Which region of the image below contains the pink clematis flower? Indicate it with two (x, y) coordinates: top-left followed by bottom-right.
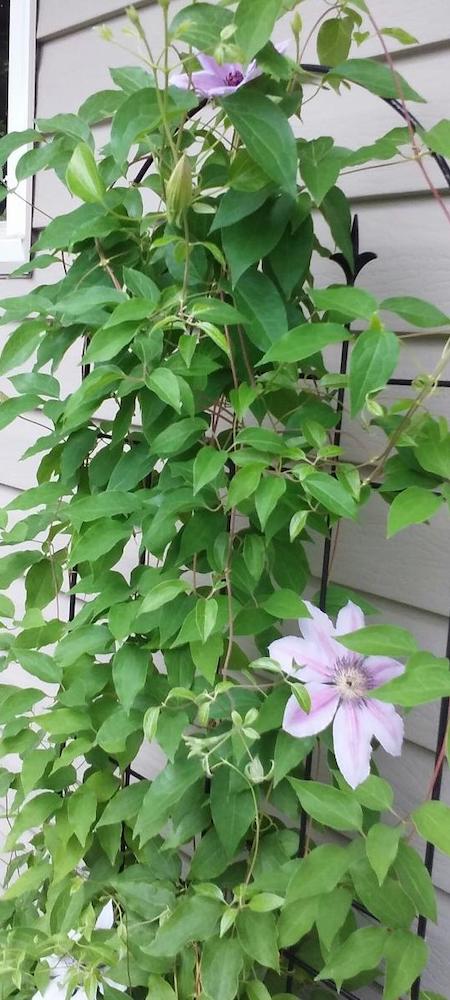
(170, 45), (288, 99)
(268, 600), (405, 789)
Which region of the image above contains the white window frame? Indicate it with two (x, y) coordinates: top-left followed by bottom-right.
(0, 0), (37, 275)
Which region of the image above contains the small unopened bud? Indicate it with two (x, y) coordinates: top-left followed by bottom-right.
(166, 154), (192, 225)
(245, 756), (267, 785)
(126, 5), (140, 24)
(292, 12), (302, 40)
(196, 701), (210, 728)
(365, 397), (384, 417)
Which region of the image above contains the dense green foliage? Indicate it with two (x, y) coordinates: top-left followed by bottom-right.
(1, 2), (450, 999)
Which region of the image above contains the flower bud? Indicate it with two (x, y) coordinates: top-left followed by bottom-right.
(245, 755), (266, 784)
(292, 12), (302, 40)
(166, 154), (193, 225)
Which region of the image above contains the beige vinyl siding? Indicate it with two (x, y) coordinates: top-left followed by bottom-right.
(0, 1), (449, 990)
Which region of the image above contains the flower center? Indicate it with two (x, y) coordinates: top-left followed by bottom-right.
(333, 656), (372, 701)
(225, 70), (244, 87)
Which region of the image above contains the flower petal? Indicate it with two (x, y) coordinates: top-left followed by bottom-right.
(268, 636), (333, 680)
(196, 53), (223, 76)
(301, 601), (336, 639)
(188, 71), (230, 97)
(365, 656), (405, 688)
(169, 72), (190, 90)
(95, 899), (114, 930)
(242, 60), (262, 84)
(336, 600), (365, 635)
(365, 699), (404, 756)
(332, 702), (373, 789)
(283, 683), (339, 739)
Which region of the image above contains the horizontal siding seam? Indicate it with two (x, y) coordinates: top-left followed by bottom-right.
(36, 0), (156, 43)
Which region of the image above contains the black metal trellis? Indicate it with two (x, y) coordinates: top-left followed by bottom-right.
(66, 66), (450, 999)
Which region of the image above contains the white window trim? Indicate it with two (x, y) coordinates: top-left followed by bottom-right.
(0, 0), (37, 275)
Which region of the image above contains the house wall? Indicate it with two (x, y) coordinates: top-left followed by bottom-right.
(1, 1), (450, 990)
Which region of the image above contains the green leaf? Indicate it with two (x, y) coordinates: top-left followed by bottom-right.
(317, 926), (388, 989)
(311, 286), (377, 321)
(261, 321), (350, 363)
(68, 519), (131, 566)
(317, 16), (353, 66)
(298, 137), (347, 205)
(351, 857), (416, 928)
(384, 930), (428, 1000)
(316, 887), (353, 951)
(66, 143), (106, 203)
(349, 327), (399, 417)
(412, 801), (450, 856)
(190, 298), (246, 325)
(255, 477), (286, 530)
(14, 649), (62, 684)
(248, 893), (284, 913)
(381, 295), (449, 328)
(245, 983), (272, 1000)
(25, 557), (62, 610)
(0, 128), (42, 167)
(36, 112), (91, 142)
(148, 895), (222, 956)
(153, 417), (208, 457)
(287, 844), (351, 900)
(237, 909), (279, 971)
(0, 551), (41, 588)
(67, 786), (97, 845)
(235, 269), (288, 351)
(289, 778), (363, 831)
(140, 579), (190, 614)
(394, 841), (437, 922)
(201, 937), (243, 1000)
(222, 89), (297, 197)
(112, 642), (148, 713)
(111, 87), (162, 163)
(196, 598), (218, 642)
(0, 319), (46, 375)
(222, 196), (290, 286)
(96, 780), (150, 827)
(421, 119), (450, 157)
(387, 486), (443, 537)
(273, 730), (314, 786)
(211, 188), (271, 231)
(134, 757), (202, 844)
(211, 767), (255, 857)
(1, 861), (51, 901)
(331, 58), (424, 102)
(339, 624), (417, 657)
(262, 590), (308, 619)
(303, 472), (358, 519)
(68, 491), (141, 526)
(235, 0), (283, 60)
(170, 3), (232, 52)
(366, 823), (401, 885)
(278, 896), (318, 948)
(227, 464), (263, 510)
(352, 774), (393, 811)
(382, 26), (419, 45)
(147, 368), (182, 413)
(146, 976), (176, 1000)
(193, 447), (227, 494)
(6, 792), (62, 849)
(416, 423), (450, 480)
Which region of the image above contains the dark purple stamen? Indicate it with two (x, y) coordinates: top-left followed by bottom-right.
(225, 70), (244, 87)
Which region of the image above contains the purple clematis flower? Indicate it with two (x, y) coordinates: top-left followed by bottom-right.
(269, 600), (405, 789)
(170, 45), (288, 99)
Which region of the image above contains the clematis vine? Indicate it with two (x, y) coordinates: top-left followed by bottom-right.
(269, 601), (405, 789)
(170, 45), (287, 99)
(32, 903), (124, 1000)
